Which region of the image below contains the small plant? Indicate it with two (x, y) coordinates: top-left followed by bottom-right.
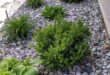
(42, 6), (66, 20)
(26, 0), (43, 9)
(5, 15), (32, 42)
(0, 58), (41, 75)
(34, 17), (91, 71)
(61, 0), (83, 3)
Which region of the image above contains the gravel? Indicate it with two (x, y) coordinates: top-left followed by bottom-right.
(0, 0), (110, 75)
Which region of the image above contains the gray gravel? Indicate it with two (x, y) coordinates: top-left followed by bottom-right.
(0, 0), (110, 75)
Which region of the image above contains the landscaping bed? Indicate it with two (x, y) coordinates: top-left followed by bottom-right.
(0, 0), (110, 75)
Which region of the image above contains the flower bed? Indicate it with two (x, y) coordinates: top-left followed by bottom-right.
(0, 0), (110, 75)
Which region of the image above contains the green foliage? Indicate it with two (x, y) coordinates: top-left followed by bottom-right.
(5, 15), (32, 42)
(61, 0), (83, 3)
(26, 0), (43, 9)
(0, 58), (19, 75)
(42, 6), (66, 20)
(0, 58), (41, 75)
(34, 17), (91, 71)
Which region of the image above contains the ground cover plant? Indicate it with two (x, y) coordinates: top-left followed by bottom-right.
(34, 17), (91, 71)
(26, 0), (44, 9)
(5, 15), (32, 42)
(0, 58), (41, 75)
(42, 6), (66, 20)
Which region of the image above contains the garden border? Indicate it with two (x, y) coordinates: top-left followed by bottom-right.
(98, 0), (110, 37)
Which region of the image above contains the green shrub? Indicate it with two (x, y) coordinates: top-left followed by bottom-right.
(34, 17), (91, 71)
(0, 58), (41, 75)
(26, 0), (43, 9)
(61, 0), (83, 3)
(42, 6), (66, 20)
(5, 15), (32, 42)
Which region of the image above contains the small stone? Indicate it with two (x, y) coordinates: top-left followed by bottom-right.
(38, 65), (45, 71)
(76, 71), (81, 75)
(82, 72), (88, 75)
(102, 65), (107, 69)
(94, 42), (98, 46)
(96, 70), (102, 75)
(103, 69), (108, 73)
(49, 72), (54, 75)
(106, 52), (110, 60)
(57, 71), (62, 75)
(106, 40), (110, 44)
(103, 44), (110, 49)
(96, 47), (101, 52)
(90, 72), (95, 75)
(103, 61), (107, 67)
(103, 29), (106, 33)
(93, 52), (101, 59)
(0, 37), (3, 42)
(82, 65), (93, 74)
(70, 72), (75, 75)
(92, 47), (97, 52)
(43, 71), (48, 75)
(102, 70), (108, 75)
(107, 64), (110, 69)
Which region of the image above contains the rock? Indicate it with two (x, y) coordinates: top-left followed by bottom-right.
(106, 40), (110, 44)
(103, 29), (106, 33)
(94, 42), (98, 46)
(103, 69), (108, 73)
(106, 52), (110, 56)
(0, 37), (3, 42)
(76, 71), (81, 75)
(96, 70), (103, 75)
(102, 65), (107, 69)
(96, 47), (102, 52)
(92, 47), (97, 52)
(70, 72), (75, 75)
(103, 44), (110, 49)
(90, 72), (96, 75)
(102, 71), (108, 75)
(93, 52), (101, 59)
(81, 65), (93, 74)
(38, 65), (45, 71)
(43, 71), (48, 75)
(82, 72), (88, 75)
(49, 72), (54, 75)
(57, 71), (62, 75)
(107, 64), (110, 69)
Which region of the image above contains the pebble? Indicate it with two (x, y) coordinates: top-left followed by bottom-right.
(49, 72), (54, 75)
(90, 72), (95, 75)
(103, 44), (110, 49)
(94, 42), (99, 46)
(76, 72), (81, 75)
(107, 64), (110, 69)
(96, 70), (102, 75)
(82, 72), (88, 75)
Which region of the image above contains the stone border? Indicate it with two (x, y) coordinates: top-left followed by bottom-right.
(98, 0), (110, 37)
